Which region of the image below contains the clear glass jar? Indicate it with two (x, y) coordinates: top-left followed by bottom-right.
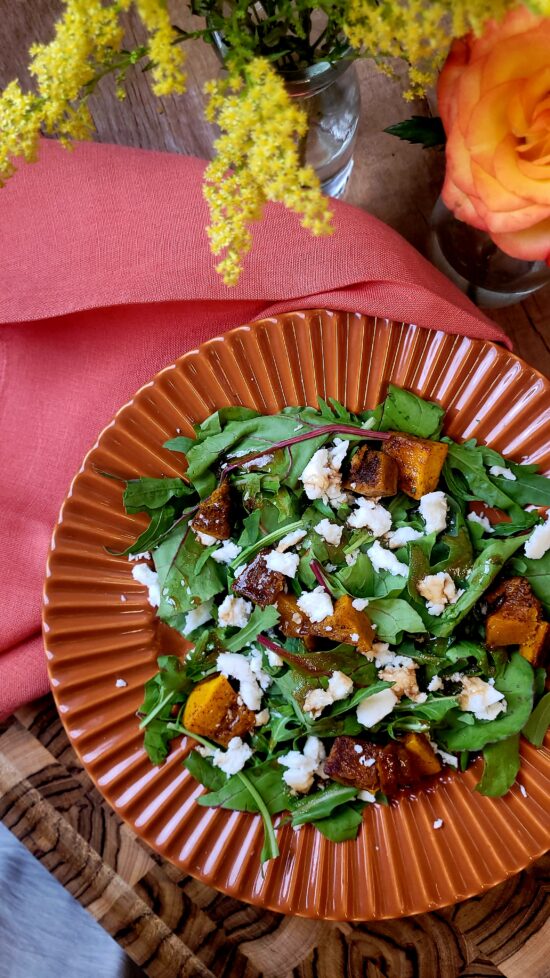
(428, 195), (550, 308)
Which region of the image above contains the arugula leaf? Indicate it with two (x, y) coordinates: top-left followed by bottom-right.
(394, 696), (459, 723)
(475, 734), (520, 797)
(111, 504), (178, 557)
(366, 598), (427, 643)
(438, 653), (534, 751)
(313, 803), (365, 842)
(143, 719), (175, 765)
(160, 530), (224, 618)
(444, 641), (489, 675)
(197, 759), (291, 815)
(380, 384), (445, 438)
(443, 440), (515, 509)
(224, 605), (280, 652)
(183, 749), (226, 791)
(237, 509), (261, 547)
(123, 477), (192, 513)
(510, 550), (550, 611)
(522, 691), (550, 747)
(289, 783), (358, 826)
(477, 448), (550, 507)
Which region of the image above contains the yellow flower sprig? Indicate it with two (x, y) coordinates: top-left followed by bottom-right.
(203, 58), (332, 285)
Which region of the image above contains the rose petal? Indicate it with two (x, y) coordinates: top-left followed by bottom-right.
(482, 27), (550, 89)
(492, 217), (550, 262)
(471, 160), (534, 215)
(466, 81), (518, 171)
(494, 134), (550, 205)
(437, 37), (471, 132)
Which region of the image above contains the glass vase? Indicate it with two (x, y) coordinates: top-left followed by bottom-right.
(428, 195), (550, 308)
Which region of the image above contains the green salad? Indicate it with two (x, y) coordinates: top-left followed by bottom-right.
(112, 385), (550, 863)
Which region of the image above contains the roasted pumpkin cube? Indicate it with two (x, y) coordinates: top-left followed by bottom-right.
(232, 549), (286, 607)
(402, 733), (442, 776)
(277, 593), (374, 653)
(519, 621), (550, 668)
(382, 431), (448, 499)
(324, 737), (380, 791)
(486, 576), (543, 648)
(191, 483), (232, 540)
(182, 674), (255, 747)
(486, 611), (532, 648)
(343, 446), (398, 498)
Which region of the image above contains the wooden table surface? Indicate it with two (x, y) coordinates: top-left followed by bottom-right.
(2, 4), (550, 978)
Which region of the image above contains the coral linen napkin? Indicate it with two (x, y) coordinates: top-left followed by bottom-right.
(0, 139), (509, 719)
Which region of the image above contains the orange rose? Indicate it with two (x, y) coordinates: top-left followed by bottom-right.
(438, 6), (550, 263)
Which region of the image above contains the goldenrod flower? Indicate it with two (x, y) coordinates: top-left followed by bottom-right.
(204, 58), (332, 285)
(135, 0), (186, 95)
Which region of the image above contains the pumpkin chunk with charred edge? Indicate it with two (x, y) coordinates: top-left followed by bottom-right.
(232, 549), (286, 608)
(401, 733), (442, 776)
(183, 673), (256, 747)
(486, 576), (550, 667)
(324, 735), (439, 795)
(277, 593), (374, 653)
(383, 431), (448, 500)
(191, 483), (232, 540)
(343, 446), (398, 498)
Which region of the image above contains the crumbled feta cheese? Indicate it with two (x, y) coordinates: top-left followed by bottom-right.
(358, 789), (377, 803)
(387, 526), (423, 549)
(525, 514), (550, 560)
(427, 675), (444, 692)
(433, 818), (444, 830)
(352, 597), (369, 611)
(297, 586), (334, 622)
(120, 594), (127, 602)
(182, 599), (214, 634)
(489, 464), (516, 481)
(128, 551), (151, 561)
(419, 491), (448, 535)
(353, 744), (363, 754)
(417, 572), (462, 616)
(467, 511), (493, 534)
(266, 648), (283, 668)
(325, 563), (337, 572)
(216, 651), (264, 710)
(458, 676), (507, 721)
(356, 688), (398, 727)
(378, 661), (421, 701)
(359, 755), (376, 768)
(212, 737), (253, 776)
(370, 642), (392, 666)
(345, 550), (359, 566)
(276, 528), (307, 551)
(429, 740), (458, 768)
(327, 670), (354, 701)
(519, 784), (528, 798)
(367, 540), (408, 577)
(303, 688), (334, 718)
(299, 445), (347, 507)
(255, 709), (270, 726)
(248, 648), (273, 691)
(196, 744), (214, 758)
(347, 497), (392, 536)
(195, 531), (218, 546)
(131, 563), (160, 607)
(278, 736), (326, 793)
(212, 540), (242, 564)
(315, 519), (344, 546)
(233, 563), (247, 578)
(264, 550), (300, 577)
(350, 632), (359, 642)
(217, 594), (252, 629)
(115, 678), (127, 688)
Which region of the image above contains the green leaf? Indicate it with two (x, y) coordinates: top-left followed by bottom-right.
(290, 783), (358, 826)
(313, 804), (364, 842)
(366, 598), (427, 643)
(111, 504), (178, 557)
(160, 529), (224, 617)
(224, 605), (280, 652)
(380, 384), (445, 438)
(197, 759), (290, 815)
(510, 549), (550, 611)
(123, 477), (192, 513)
(183, 749), (226, 791)
(143, 719), (174, 765)
(522, 691), (550, 747)
(394, 695), (459, 723)
(384, 115), (446, 148)
(438, 653), (534, 751)
(330, 680), (394, 716)
(443, 441), (514, 509)
(475, 734), (520, 797)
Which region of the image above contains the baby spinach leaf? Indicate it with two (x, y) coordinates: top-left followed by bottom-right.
(394, 696), (459, 723)
(224, 605), (280, 652)
(289, 783), (358, 825)
(143, 719), (175, 765)
(313, 803), (365, 842)
(522, 691), (550, 747)
(184, 749), (226, 791)
(510, 549), (550, 611)
(123, 477), (192, 514)
(335, 552), (375, 597)
(160, 530), (224, 617)
(379, 384), (445, 439)
(438, 653), (534, 751)
(444, 641), (489, 674)
(475, 734), (520, 797)
(237, 509), (262, 547)
(366, 598), (427, 643)
(197, 759), (291, 815)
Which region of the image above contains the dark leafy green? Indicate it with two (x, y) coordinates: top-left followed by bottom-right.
(380, 384), (445, 438)
(522, 692), (550, 747)
(475, 735), (520, 797)
(366, 598), (427, 643)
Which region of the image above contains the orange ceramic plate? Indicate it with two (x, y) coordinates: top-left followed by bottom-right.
(43, 310), (550, 920)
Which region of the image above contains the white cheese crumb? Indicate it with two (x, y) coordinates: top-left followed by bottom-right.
(347, 497), (392, 537)
(115, 678), (127, 688)
(525, 514), (550, 560)
(299, 445), (347, 507)
(378, 661), (421, 701)
(353, 744), (363, 754)
(233, 563), (247, 578)
(519, 784), (528, 798)
(303, 688), (334, 718)
(429, 741), (458, 768)
(367, 540), (408, 577)
(327, 670), (354, 701)
(276, 528), (307, 551)
(182, 599), (214, 634)
(254, 708), (270, 726)
(352, 597), (369, 611)
(387, 526), (423, 549)
(266, 648), (284, 668)
(315, 519), (344, 546)
(278, 736), (326, 793)
(195, 531), (218, 546)
(217, 594), (252, 629)
(458, 676), (507, 721)
(427, 675), (444, 692)
(356, 688), (398, 727)
(248, 648), (273, 691)
(127, 551), (151, 561)
(433, 818), (444, 830)
(212, 540), (242, 564)
(358, 790), (376, 803)
(419, 491), (448, 535)
(489, 464), (516, 481)
(345, 550), (359, 566)
(297, 586), (334, 622)
(120, 594), (127, 602)
(216, 651), (265, 710)
(467, 511), (493, 533)
(131, 563), (160, 607)
(417, 572), (462, 616)
(264, 550), (300, 577)
(359, 755), (376, 768)
(212, 737), (253, 776)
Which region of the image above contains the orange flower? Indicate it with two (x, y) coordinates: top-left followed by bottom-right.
(438, 6), (550, 263)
